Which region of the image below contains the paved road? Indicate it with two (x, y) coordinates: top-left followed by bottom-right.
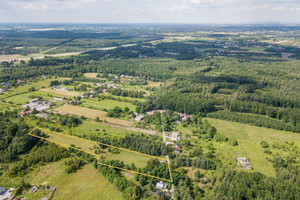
(161, 123), (175, 200)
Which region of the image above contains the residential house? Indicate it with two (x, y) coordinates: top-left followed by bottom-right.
(20, 109), (33, 117)
(156, 181), (167, 189)
(174, 147), (180, 154)
(102, 89), (107, 93)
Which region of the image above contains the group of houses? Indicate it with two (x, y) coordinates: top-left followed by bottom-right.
(53, 85), (69, 91)
(20, 98), (55, 117)
(146, 109), (192, 124)
(237, 157), (252, 170)
(96, 82), (118, 89)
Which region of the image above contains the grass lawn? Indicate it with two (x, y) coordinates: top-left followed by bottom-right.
(54, 104), (134, 126)
(205, 118), (300, 177)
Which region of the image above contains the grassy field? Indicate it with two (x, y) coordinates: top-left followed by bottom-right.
(82, 98), (137, 111)
(40, 129), (97, 155)
(52, 164), (122, 200)
(40, 88), (83, 97)
(0, 161), (122, 200)
(105, 150), (152, 168)
(72, 121), (139, 137)
(205, 118), (300, 177)
(54, 104), (134, 126)
(175, 118), (300, 177)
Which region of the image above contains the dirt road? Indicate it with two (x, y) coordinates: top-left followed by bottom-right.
(90, 120), (157, 135)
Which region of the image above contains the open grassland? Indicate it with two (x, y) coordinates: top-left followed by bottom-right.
(205, 118), (300, 177)
(82, 98), (137, 111)
(40, 88), (83, 97)
(52, 164), (122, 200)
(54, 104), (134, 126)
(40, 129), (96, 155)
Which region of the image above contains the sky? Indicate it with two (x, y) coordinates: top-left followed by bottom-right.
(0, 0), (300, 24)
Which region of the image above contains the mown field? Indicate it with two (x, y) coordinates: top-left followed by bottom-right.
(54, 104), (134, 126)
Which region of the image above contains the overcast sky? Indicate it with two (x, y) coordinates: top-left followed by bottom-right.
(0, 0), (300, 24)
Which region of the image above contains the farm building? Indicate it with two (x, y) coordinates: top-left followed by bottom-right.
(156, 181), (167, 189)
(135, 114), (145, 121)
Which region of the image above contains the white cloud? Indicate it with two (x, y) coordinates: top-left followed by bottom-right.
(23, 2), (47, 11)
(272, 6), (287, 11)
(1, 0), (300, 23)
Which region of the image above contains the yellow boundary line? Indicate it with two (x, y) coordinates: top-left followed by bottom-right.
(28, 127), (173, 182)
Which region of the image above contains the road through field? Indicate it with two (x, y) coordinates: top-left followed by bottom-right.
(0, 44), (138, 62)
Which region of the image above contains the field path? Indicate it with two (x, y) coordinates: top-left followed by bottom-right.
(90, 120), (157, 135)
